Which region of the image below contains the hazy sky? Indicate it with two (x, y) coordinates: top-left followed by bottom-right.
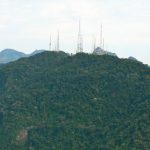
(0, 0), (150, 64)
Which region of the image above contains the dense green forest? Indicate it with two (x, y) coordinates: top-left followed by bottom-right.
(0, 51), (149, 150)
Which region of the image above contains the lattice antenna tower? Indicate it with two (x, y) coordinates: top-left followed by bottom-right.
(77, 20), (83, 53)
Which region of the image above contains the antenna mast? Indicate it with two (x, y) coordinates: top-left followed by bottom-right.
(57, 31), (59, 51)
(103, 38), (104, 50)
(100, 24), (103, 48)
(77, 20), (83, 53)
(93, 37), (96, 52)
(49, 34), (51, 51)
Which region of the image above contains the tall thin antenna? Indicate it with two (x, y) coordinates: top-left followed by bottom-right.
(57, 31), (59, 51)
(55, 43), (57, 51)
(77, 20), (83, 53)
(103, 38), (104, 50)
(100, 24), (103, 48)
(93, 37), (96, 52)
(49, 34), (51, 51)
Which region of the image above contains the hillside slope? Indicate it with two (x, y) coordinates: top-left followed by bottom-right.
(0, 51), (149, 150)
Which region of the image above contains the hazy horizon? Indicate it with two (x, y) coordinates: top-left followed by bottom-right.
(0, 0), (150, 64)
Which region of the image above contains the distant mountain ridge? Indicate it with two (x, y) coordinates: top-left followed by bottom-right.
(0, 49), (45, 64)
(0, 49), (26, 64)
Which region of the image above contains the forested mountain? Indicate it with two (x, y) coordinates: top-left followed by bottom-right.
(0, 51), (149, 150)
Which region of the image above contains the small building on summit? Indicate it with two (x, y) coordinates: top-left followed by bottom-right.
(93, 47), (107, 55)
(93, 47), (117, 57)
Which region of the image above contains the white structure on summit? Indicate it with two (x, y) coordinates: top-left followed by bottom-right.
(47, 21), (116, 56)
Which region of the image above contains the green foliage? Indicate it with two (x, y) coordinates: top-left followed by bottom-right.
(0, 51), (149, 150)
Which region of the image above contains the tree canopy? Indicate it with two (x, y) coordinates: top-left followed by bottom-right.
(0, 51), (149, 150)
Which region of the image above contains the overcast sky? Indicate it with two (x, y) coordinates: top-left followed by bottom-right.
(0, 0), (150, 64)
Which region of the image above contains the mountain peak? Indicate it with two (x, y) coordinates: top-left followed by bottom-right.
(0, 49), (26, 64)
(0, 49), (47, 64)
(1, 48), (24, 54)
